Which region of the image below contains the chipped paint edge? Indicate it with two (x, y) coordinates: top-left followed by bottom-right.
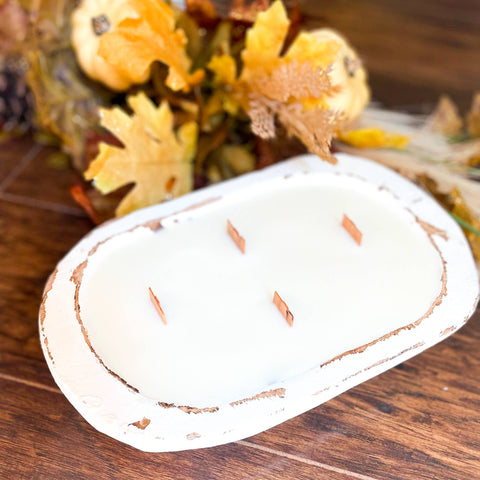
(39, 153), (479, 452)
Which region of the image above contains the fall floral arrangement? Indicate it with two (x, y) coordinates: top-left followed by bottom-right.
(0, 0), (370, 214)
(1, 0), (479, 260)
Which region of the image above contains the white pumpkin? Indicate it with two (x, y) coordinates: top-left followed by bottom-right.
(311, 28), (370, 122)
(71, 0), (149, 91)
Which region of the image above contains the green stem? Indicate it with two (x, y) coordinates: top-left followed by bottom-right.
(450, 213), (480, 236)
(466, 167), (480, 177)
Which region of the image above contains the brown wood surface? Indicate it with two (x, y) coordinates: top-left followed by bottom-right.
(1, 1), (480, 479)
(300, 0), (480, 111)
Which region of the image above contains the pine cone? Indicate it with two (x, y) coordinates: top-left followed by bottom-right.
(0, 57), (34, 134)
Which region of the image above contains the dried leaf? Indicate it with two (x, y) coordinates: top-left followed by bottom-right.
(193, 20), (232, 71)
(98, 0), (200, 92)
(185, 0), (218, 28)
(221, 145), (256, 174)
(248, 60), (335, 104)
(338, 127), (409, 149)
(425, 95), (463, 136)
(70, 184), (102, 225)
(206, 143), (256, 181)
(469, 157), (480, 168)
(77, 183), (134, 223)
(247, 93), (339, 161)
(0, 0), (28, 55)
(450, 187), (480, 260)
(195, 123), (229, 175)
(175, 9), (204, 62)
(26, 48), (105, 168)
(22, 0), (111, 168)
(247, 95), (276, 138)
(415, 179), (480, 262)
(276, 101), (339, 161)
(208, 0), (342, 161)
(255, 137), (276, 169)
(283, 0), (302, 49)
(467, 92), (480, 138)
(228, 0), (270, 23)
(85, 92), (197, 216)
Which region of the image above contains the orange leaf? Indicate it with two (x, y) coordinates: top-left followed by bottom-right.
(98, 0), (199, 92)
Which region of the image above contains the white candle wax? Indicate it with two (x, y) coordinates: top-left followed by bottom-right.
(79, 173), (443, 408)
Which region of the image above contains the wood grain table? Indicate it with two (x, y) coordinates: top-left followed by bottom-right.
(1, 1), (480, 479)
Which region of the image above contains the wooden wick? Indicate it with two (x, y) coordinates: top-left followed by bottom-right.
(148, 287), (167, 325)
(342, 214), (362, 245)
(227, 219), (245, 254)
(273, 291), (294, 327)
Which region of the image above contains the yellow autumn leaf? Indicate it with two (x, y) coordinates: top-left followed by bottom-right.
(97, 0), (200, 92)
(207, 55), (240, 115)
(240, 0), (290, 73)
(85, 92), (197, 216)
(338, 127), (409, 149)
(209, 1), (339, 105)
(208, 54), (237, 86)
(207, 0), (342, 162)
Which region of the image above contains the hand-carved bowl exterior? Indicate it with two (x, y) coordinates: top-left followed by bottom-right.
(39, 154), (479, 452)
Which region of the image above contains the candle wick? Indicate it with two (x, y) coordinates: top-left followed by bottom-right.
(342, 214), (363, 245)
(227, 219), (246, 254)
(148, 287), (167, 325)
(273, 291), (294, 327)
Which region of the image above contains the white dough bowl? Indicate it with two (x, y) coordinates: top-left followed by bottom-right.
(39, 153), (479, 452)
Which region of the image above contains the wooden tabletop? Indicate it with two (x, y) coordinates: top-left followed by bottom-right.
(1, 1), (480, 479)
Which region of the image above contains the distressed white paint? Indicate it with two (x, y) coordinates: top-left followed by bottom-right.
(40, 154), (479, 452)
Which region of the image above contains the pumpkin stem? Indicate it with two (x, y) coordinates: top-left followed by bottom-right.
(92, 14), (110, 36)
